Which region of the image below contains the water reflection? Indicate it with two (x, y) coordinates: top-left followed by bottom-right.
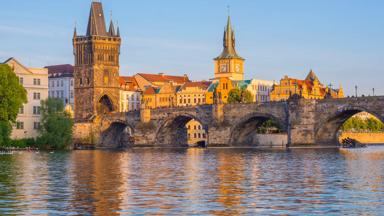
(0, 147), (383, 215)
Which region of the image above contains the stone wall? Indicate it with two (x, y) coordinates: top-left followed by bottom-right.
(339, 132), (384, 144)
(73, 122), (94, 144)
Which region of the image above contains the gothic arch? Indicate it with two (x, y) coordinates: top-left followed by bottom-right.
(100, 121), (134, 148)
(97, 94), (114, 114)
(229, 112), (287, 146)
(315, 106), (384, 145)
(155, 113), (208, 147)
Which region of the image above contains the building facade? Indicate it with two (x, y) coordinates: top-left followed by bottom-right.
(4, 58), (48, 139)
(73, 2), (121, 121)
(214, 16), (244, 81)
(176, 81), (211, 107)
(186, 119), (207, 146)
(119, 76), (141, 112)
(245, 79), (276, 103)
(270, 70), (344, 101)
(46, 64), (74, 108)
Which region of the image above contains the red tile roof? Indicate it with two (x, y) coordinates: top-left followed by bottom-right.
(143, 86), (157, 95)
(119, 76), (139, 91)
(181, 81), (212, 90)
(137, 73), (190, 84)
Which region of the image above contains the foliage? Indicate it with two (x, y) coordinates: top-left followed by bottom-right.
(0, 64), (27, 123)
(256, 119), (282, 134)
(0, 64), (27, 146)
(227, 87), (253, 103)
(37, 98), (73, 150)
(0, 121), (11, 146)
(341, 116), (384, 132)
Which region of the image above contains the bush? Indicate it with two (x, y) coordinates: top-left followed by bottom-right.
(0, 121), (11, 146)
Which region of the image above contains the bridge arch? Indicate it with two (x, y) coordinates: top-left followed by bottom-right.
(229, 112), (287, 147)
(100, 121), (134, 148)
(155, 113), (208, 147)
(315, 106), (384, 145)
(97, 94), (114, 114)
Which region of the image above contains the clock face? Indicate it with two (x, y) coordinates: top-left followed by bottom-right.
(235, 64), (241, 72)
(220, 64), (227, 73)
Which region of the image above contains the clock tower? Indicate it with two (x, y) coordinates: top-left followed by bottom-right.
(214, 16), (244, 81)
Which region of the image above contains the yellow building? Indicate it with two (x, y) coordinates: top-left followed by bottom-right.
(214, 16), (244, 81)
(186, 119), (207, 146)
(142, 82), (178, 109)
(270, 70), (344, 101)
(176, 81), (212, 107)
(213, 77), (235, 103)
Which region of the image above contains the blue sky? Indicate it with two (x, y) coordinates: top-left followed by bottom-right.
(0, 0), (383, 96)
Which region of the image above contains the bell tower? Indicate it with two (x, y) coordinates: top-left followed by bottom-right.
(73, 2), (121, 121)
(214, 16), (244, 81)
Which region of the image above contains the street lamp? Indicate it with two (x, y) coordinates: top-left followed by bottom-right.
(373, 88), (375, 96)
(355, 85), (358, 97)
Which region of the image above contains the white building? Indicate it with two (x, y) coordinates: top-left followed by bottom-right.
(119, 76), (141, 112)
(4, 58), (48, 139)
(246, 79), (276, 103)
(45, 64), (74, 108)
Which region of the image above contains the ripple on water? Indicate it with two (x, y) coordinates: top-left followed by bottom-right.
(0, 147), (383, 215)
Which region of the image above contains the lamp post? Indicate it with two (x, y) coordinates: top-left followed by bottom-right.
(373, 88), (375, 96)
(355, 85), (358, 97)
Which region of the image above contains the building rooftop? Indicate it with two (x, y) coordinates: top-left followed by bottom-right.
(137, 73), (190, 84)
(45, 64), (74, 78)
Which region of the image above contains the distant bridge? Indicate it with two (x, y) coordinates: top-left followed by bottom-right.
(73, 96), (384, 148)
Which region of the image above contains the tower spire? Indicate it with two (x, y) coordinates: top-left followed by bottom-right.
(86, 1), (108, 36)
(215, 11), (242, 60)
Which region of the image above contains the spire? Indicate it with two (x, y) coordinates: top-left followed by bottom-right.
(116, 25), (120, 37)
(108, 20), (116, 36)
(73, 23), (77, 38)
(86, 2), (108, 36)
(215, 14), (243, 60)
(305, 69), (319, 82)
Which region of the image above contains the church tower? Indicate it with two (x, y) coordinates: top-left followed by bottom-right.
(73, 2), (121, 121)
(214, 16), (245, 80)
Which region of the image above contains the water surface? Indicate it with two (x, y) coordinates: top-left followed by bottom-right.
(0, 147), (383, 215)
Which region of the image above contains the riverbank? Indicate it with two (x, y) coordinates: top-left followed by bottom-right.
(339, 132), (384, 144)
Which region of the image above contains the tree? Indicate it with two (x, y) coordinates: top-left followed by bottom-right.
(228, 88), (242, 103)
(0, 64), (27, 145)
(37, 98), (73, 150)
(228, 87), (253, 103)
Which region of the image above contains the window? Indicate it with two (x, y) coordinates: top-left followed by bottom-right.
(194, 125), (197, 130)
(33, 106), (41, 115)
(194, 133), (197, 138)
(198, 133), (201, 138)
(19, 106), (24, 114)
(33, 92), (41, 100)
(33, 78), (41, 85)
(56, 91), (60, 98)
(16, 122), (24, 129)
(61, 80), (64, 87)
(19, 77), (23, 84)
(70, 79), (74, 86)
(70, 91), (74, 99)
(33, 122), (40, 130)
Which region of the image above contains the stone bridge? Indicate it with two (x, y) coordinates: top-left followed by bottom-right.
(73, 96), (384, 148)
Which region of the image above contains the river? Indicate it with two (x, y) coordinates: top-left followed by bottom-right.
(0, 146), (383, 215)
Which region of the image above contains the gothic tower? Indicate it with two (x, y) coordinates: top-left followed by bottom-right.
(73, 2), (121, 121)
(214, 16), (245, 80)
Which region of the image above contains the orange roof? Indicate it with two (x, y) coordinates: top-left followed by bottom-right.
(119, 76), (139, 91)
(137, 73), (190, 84)
(143, 86), (157, 95)
(181, 81), (211, 90)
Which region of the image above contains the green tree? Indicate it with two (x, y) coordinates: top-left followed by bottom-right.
(341, 116), (384, 132)
(228, 88), (241, 103)
(228, 87), (253, 104)
(37, 98), (73, 150)
(0, 64), (27, 145)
